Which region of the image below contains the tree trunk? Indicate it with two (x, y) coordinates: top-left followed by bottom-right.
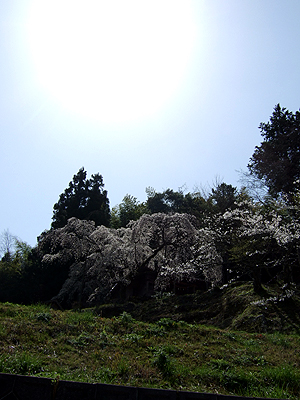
(253, 265), (262, 293)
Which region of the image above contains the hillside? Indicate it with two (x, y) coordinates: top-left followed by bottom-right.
(97, 281), (300, 334)
(0, 281), (299, 399)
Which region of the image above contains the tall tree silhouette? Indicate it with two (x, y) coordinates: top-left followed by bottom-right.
(52, 168), (110, 229)
(248, 104), (300, 198)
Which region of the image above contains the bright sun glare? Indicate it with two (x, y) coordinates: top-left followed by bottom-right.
(26, 0), (196, 124)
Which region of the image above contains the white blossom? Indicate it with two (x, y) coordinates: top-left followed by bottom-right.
(38, 213), (223, 305)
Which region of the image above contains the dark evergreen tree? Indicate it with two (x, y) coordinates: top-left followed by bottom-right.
(146, 188), (195, 214)
(52, 168), (110, 228)
(210, 183), (238, 214)
(248, 104), (300, 198)
(146, 188), (210, 225)
(85, 173), (111, 227)
(146, 188), (171, 214)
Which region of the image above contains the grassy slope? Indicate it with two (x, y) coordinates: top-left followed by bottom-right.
(0, 282), (299, 399)
(99, 281), (300, 334)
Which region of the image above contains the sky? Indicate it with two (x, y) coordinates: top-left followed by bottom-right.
(1, 0), (300, 248)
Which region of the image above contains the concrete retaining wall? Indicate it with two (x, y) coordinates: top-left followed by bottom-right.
(0, 373), (284, 400)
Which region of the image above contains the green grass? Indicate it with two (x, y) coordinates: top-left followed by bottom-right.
(96, 281), (300, 335)
(0, 300), (299, 399)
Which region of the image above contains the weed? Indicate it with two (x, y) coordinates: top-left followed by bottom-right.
(35, 311), (52, 322)
(66, 310), (95, 325)
(220, 369), (254, 393)
(0, 299), (299, 398)
(156, 318), (176, 330)
(241, 384), (291, 400)
(261, 365), (300, 393)
(0, 303), (21, 318)
(97, 330), (113, 349)
(67, 332), (94, 347)
(95, 367), (116, 383)
(124, 333), (143, 343)
(162, 344), (180, 356)
(152, 347), (175, 378)
(222, 332), (237, 341)
(118, 311), (134, 324)
(117, 358), (130, 377)
(210, 359), (231, 371)
(177, 320), (191, 329)
(0, 352), (43, 375)
(145, 324), (166, 337)
(268, 332), (293, 348)
(0, 324), (7, 338)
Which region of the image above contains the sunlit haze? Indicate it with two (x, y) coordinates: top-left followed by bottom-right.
(1, 1), (300, 246)
(26, 0), (197, 123)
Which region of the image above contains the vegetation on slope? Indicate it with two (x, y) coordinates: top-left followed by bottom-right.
(98, 281), (300, 334)
(0, 282), (299, 399)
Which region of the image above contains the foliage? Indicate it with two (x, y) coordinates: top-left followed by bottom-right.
(0, 229), (18, 260)
(0, 232), (34, 303)
(0, 258), (22, 303)
(206, 195), (300, 292)
(248, 104), (300, 198)
(3, 105), (300, 305)
(145, 187), (211, 223)
(3, 184), (300, 304)
(40, 213), (222, 307)
(2, 185), (300, 306)
(111, 194), (148, 228)
(0, 352), (43, 375)
(51, 167), (110, 229)
(96, 281), (300, 334)
(209, 183), (238, 214)
(0, 300), (299, 398)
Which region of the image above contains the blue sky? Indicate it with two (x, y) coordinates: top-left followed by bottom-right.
(1, 0), (300, 247)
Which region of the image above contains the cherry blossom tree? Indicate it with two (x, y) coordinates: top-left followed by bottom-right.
(38, 213), (223, 307)
(218, 198), (300, 292)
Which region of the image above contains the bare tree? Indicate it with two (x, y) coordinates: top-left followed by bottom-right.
(238, 169), (269, 204)
(0, 229), (17, 259)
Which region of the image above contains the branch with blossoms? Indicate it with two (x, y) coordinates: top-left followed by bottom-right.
(38, 213), (224, 306)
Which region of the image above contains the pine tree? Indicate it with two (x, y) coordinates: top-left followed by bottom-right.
(51, 168), (110, 228)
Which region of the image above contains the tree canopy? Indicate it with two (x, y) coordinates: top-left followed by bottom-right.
(2, 106), (300, 306)
(52, 168), (110, 229)
(38, 214), (223, 307)
(248, 104), (300, 198)
(210, 183), (238, 214)
(111, 194), (147, 228)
